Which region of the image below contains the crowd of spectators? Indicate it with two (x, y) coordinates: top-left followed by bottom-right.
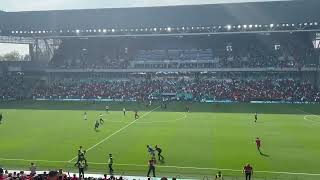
(0, 168), (124, 180)
(0, 74), (26, 99)
(0, 167), (175, 180)
(32, 79), (320, 103)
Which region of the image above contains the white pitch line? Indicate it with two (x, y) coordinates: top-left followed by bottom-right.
(296, 109), (320, 123)
(296, 109), (320, 117)
(135, 112), (187, 124)
(0, 158), (67, 163)
(106, 112), (187, 124)
(1, 157), (320, 176)
(68, 106), (161, 162)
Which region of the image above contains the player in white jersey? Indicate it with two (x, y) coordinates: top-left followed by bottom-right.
(123, 108), (126, 116)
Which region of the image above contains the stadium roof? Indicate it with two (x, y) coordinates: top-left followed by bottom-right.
(0, 0), (319, 30)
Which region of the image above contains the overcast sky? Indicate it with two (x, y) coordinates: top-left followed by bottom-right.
(1, 0), (285, 12)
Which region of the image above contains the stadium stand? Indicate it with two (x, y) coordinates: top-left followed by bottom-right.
(31, 79), (320, 103)
(0, 0), (319, 179)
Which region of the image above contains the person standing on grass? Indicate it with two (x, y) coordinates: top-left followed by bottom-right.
(254, 112), (258, 123)
(215, 171), (224, 180)
(147, 157), (156, 177)
(29, 162), (36, 176)
(84, 112), (87, 120)
(94, 120), (100, 131)
(135, 110), (140, 119)
(78, 159), (86, 178)
(255, 137), (261, 153)
(123, 107), (126, 116)
(108, 154), (114, 175)
(0, 113), (3, 124)
(99, 113), (104, 124)
(185, 105), (190, 112)
(155, 145), (164, 161)
(75, 146), (87, 167)
(147, 145), (155, 158)
(243, 164), (253, 180)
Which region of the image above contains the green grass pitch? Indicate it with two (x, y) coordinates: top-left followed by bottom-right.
(0, 101), (319, 180)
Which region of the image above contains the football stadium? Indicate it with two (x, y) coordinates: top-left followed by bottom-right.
(0, 0), (320, 180)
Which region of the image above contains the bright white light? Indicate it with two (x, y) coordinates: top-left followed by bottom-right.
(243, 25), (247, 29)
(103, 29), (107, 33)
(98, 29), (101, 32)
(291, 24), (295, 27)
(237, 25), (241, 29)
(270, 24), (274, 28)
(315, 22), (318, 26)
(153, 28), (157, 31)
(76, 29), (80, 33)
(11, 31), (15, 34)
(167, 27), (171, 32)
(226, 25), (231, 30)
(182, 27), (185, 30)
(249, 24), (253, 28)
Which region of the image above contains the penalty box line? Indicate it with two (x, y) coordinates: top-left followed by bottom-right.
(1, 158), (320, 176)
(68, 106), (161, 162)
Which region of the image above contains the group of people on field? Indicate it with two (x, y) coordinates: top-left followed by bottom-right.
(73, 144), (164, 178)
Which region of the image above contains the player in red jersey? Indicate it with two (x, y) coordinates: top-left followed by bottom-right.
(255, 137), (261, 152)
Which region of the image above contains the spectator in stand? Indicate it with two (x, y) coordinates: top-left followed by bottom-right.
(58, 168), (67, 180)
(0, 168), (4, 180)
(71, 174), (78, 180)
(32, 79), (320, 103)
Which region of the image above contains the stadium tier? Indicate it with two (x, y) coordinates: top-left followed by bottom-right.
(0, 1), (320, 180)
